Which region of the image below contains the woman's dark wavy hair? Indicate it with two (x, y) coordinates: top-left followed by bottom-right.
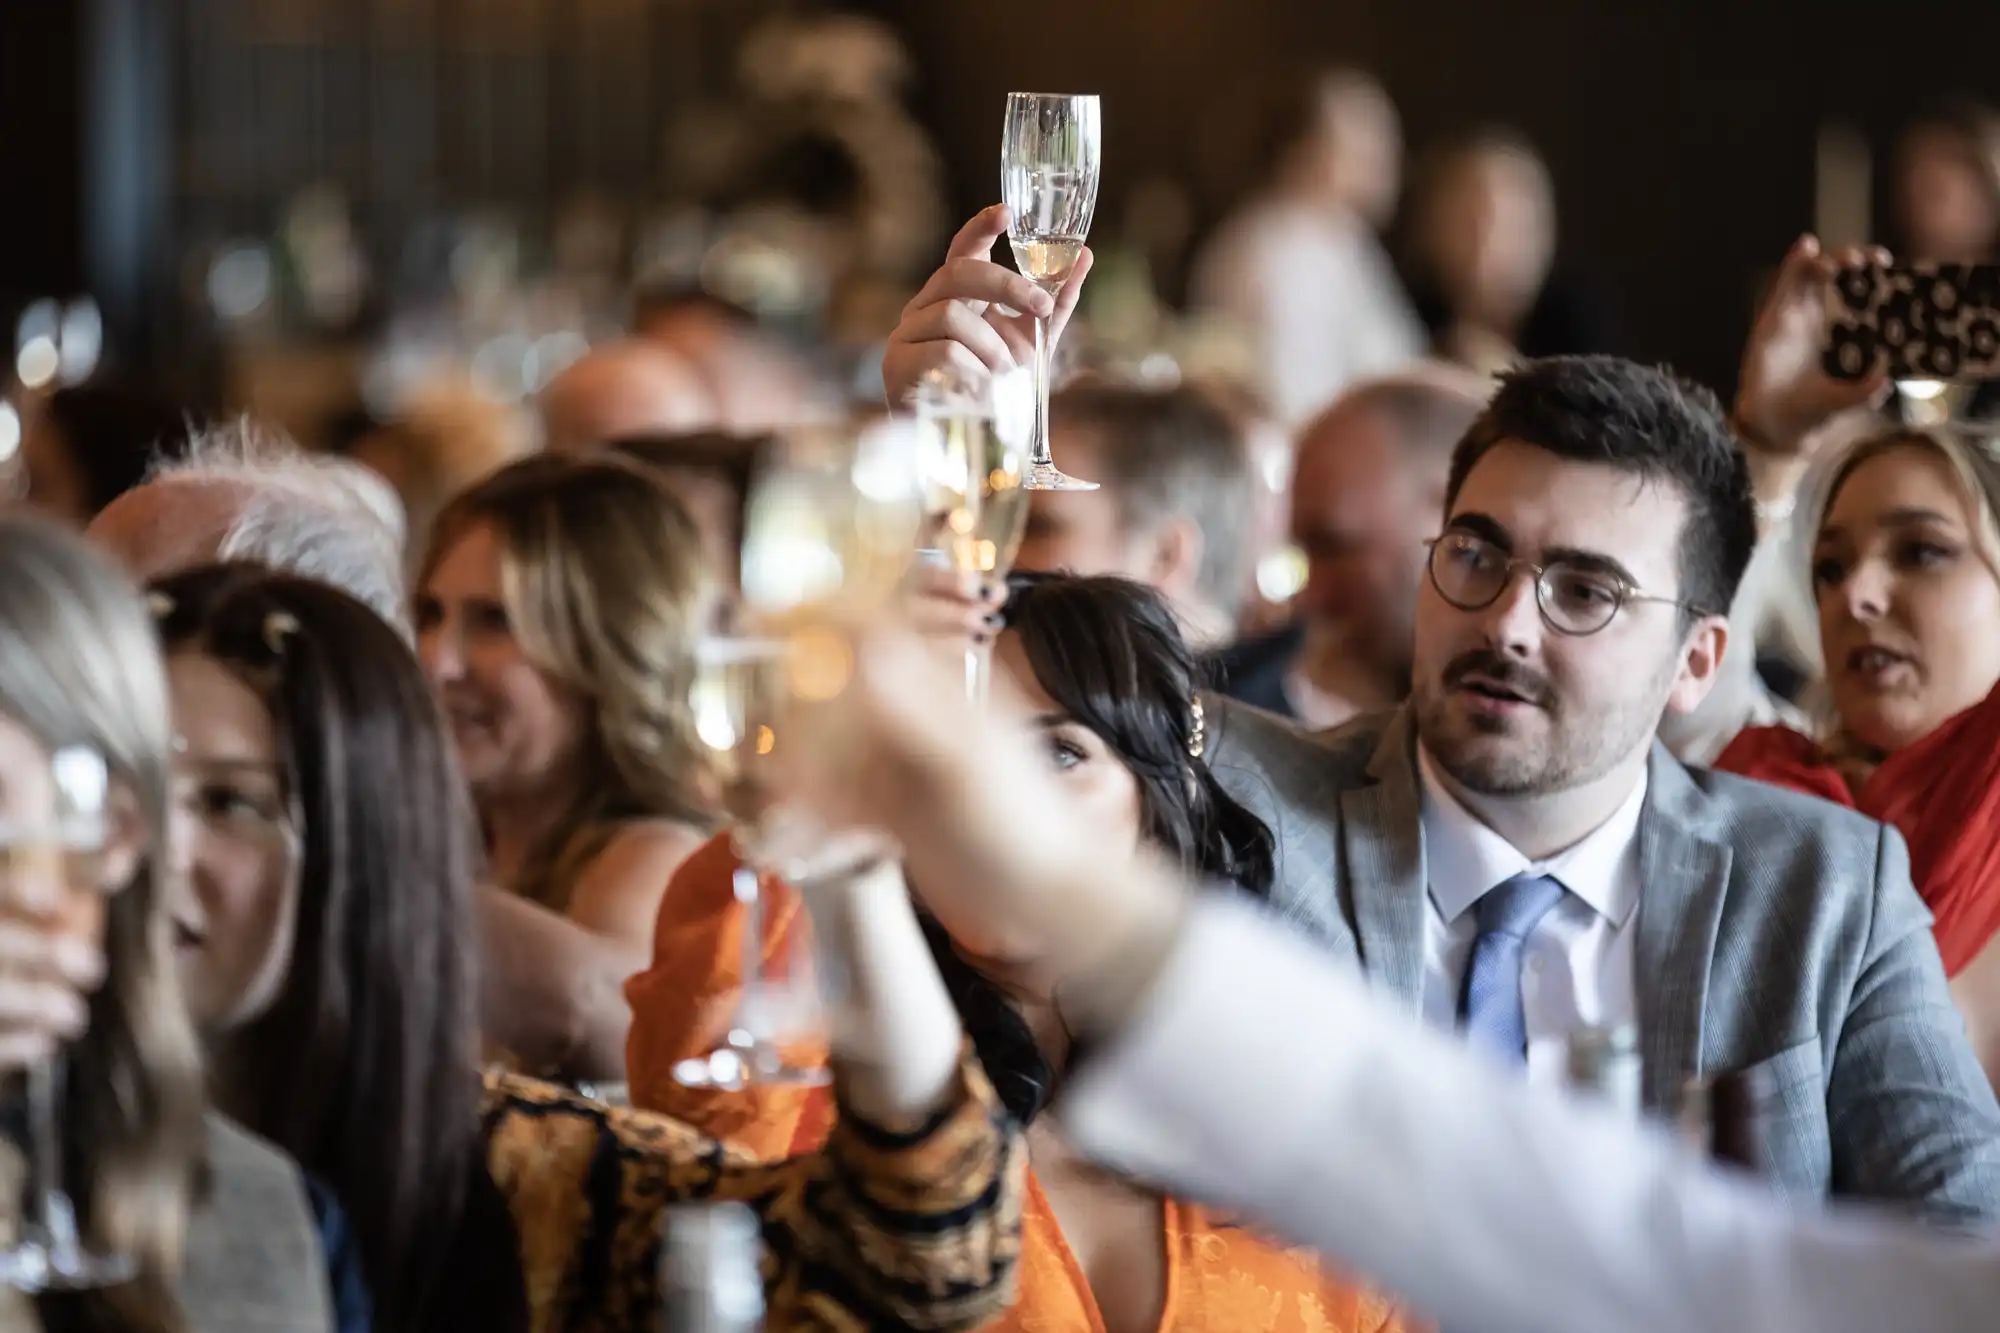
(923, 573), (1276, 1123)
(151, 565), (526, 1333)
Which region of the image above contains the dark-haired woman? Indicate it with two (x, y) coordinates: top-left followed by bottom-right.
(628, 575), (1409, 1333)
(153, 564), (1021, 1333)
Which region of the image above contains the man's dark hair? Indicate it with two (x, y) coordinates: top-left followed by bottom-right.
(1442, 355), (1756, 622)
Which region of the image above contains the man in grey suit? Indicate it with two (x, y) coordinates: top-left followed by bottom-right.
(877, 216), (2000, 1220)
(1206, 355), (2000, 1222)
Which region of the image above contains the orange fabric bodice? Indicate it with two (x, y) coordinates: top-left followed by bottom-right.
(1000, 1172), (1403, 1333)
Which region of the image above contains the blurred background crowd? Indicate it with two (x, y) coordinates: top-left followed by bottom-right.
(5, 0), (1999, 504)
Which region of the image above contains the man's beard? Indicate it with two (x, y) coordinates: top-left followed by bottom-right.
(1415, 647), (1670, 797)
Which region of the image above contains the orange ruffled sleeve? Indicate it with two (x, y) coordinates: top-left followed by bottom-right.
(624, 832), (836, 1160)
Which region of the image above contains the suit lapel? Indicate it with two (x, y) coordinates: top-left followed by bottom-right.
(1634, 743), (1733, 1113)
(1341, 710), (1429, 1015)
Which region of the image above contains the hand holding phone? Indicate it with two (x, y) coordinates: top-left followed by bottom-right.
(1735, 236), (1890, 453)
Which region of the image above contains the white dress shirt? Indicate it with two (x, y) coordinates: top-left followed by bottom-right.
(1061, 894), (2000, 1333)
(1417, 746), (1645, 1086)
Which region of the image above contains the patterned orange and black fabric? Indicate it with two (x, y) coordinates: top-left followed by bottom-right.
(481, 1055), (1024, 1333)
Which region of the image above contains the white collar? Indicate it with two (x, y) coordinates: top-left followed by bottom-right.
(1416, 745), (1647, 929)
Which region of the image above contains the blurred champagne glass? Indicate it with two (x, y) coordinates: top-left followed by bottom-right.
(674, 421), (923, 1091)
(674, 629), (827, 1090)
(913, 364), (1034, 700)
(0, 744), (136, 1292)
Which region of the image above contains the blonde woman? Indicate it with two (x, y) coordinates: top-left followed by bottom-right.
(1718, 427), (2000, 1083)
(414, 455), (716, 1082)
(0, 515), (350, 1333)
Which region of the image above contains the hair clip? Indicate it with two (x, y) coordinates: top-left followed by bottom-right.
(263, 610), (300, 656)
(1187, 693), (1207, 760)
(147, 591), (175, 620)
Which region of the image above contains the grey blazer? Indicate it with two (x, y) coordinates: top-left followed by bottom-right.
(1204, 696), (2000, 1225)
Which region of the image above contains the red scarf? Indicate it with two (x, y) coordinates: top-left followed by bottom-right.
(1716, 688), (2000, 977)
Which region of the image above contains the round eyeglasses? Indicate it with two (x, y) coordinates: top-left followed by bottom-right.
(1425, 531), (1700, 636)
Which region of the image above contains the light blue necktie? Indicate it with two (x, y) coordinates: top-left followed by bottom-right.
(1458, 873), (1567, 1066)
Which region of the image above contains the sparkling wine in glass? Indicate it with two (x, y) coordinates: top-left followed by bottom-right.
(675, 422), (921, 1091)
(674, 633), (829, 1092)
(0, 744), (137, 1292)
(1003, 92), (1102, 492)
(737, 421), (926, 624)
(914, 365), (1033, 700)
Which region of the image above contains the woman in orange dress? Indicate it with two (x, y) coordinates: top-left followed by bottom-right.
(629, 575), (1411, 1333)
(1716, 425), (2000, 1081)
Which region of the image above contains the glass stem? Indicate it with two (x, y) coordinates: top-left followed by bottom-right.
(1031, 313), (1054, 469)
(29, 1057), (70, 1247)
(731, 863), (764, 1051)
(965, 637), (994, 703)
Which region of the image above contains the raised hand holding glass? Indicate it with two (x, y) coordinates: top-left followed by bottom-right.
(0, 744), (135, 1292)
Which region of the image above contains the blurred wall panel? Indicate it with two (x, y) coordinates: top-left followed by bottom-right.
(856, 0), (2000, 393)
(0, 4), (86, 321)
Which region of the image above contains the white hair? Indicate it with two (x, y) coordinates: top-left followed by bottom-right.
(149, 420), (411, 636)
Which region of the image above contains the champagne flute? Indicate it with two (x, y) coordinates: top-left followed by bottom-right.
(1002, 92), (1102, 492)
(737, 419), (921, 880)
(914, 365), (1033, 700)
(674, 632), (829, 1091)
(737, 421), (926, 624)
(674, 422), (923, 1090)
(0, 744), (136, 1292)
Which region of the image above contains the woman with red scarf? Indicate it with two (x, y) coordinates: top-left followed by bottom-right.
(1718, 237), (2000, 1083)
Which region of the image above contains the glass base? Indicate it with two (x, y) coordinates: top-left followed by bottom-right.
(0, 1237), (138, 1293)
(1023, 462), (1098, 492)
(672, 1043), (832, 1092)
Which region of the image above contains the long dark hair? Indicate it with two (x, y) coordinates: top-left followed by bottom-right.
(924, 574), (1276, 1123)
(150, 565), (525, 1333)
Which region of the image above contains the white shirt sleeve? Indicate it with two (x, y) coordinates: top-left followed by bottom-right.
(1059, 894), (2000, 1333)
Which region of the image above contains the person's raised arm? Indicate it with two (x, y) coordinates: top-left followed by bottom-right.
(768, 614), (2000, 1333)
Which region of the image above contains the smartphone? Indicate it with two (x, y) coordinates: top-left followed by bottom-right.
(1821, 261), (2000, 382)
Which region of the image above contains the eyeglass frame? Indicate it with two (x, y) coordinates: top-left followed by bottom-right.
(1422, 529), (1706, 637)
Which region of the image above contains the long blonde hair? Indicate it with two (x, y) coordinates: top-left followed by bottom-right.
(0, 515), (206, 1333)
(419, 455), (717, 909)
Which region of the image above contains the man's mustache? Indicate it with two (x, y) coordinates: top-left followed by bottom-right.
(1442, 651), (1554, 708)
